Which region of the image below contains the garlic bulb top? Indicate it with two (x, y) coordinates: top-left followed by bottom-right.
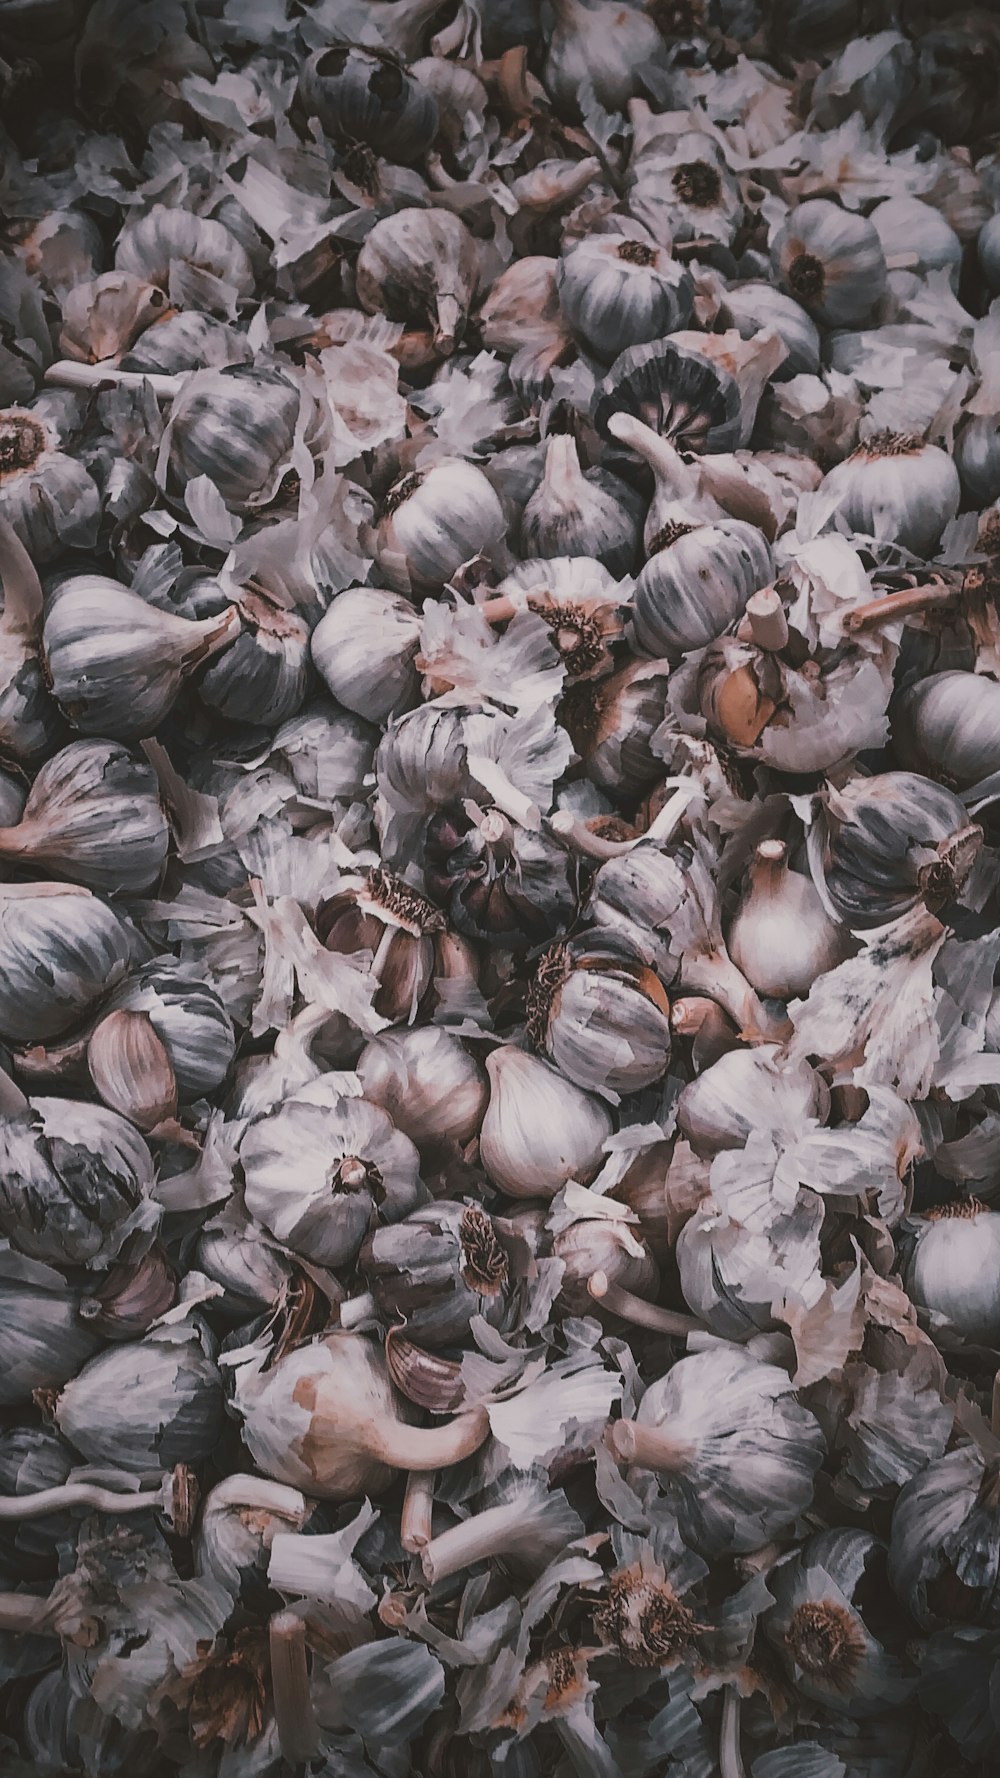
(820, 431), (960, 558)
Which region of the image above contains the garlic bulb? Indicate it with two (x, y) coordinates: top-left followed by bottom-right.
(233, 1331), (488, 1500)
(43, 574), (240, 740)
(819, 432), (960, 558)
(196, 1474), (313, 1601)
(728, 840), (850, 1000)
(771, 198), (887, 326)
(520, 433), (642, 578)
(356, 209), (480, 355)
(871, 195), (963, 289)
(374, 458), (506, 594)
(0, 738), (168, 894)
(115, 204), (255, 312)
(544, 0), (665, 115)
(311, 586), (421, 724)
(356, 1026), (488, 1151)
(593, 338), (742, 454)
(158, 365), (306, 511)
(480, 1046), (613, 1197)
(626, 119), (745, 250)
(0, 515), (65, 764)
(905, 1201), (1000, 1343)
(54, 1315), (224, 1473)
(765, 1529), (916, 1716)
(195, 1208), (294, 1320)
(318, 867), (475, 1028)
(296, 44), (438, 161)
(360, 1200), (516, 1345)
(608, 1346), (825, 1556)
(527, 942), (672, 1096)
(0, 885), (132, 1042)
(0, 1095), (156, 1267)
(240, 1078), (425, 1269)
(955, 413), (1000, 508)
(677, 1044), (826, 1158)
(0, 402), (100, 562)
(560, 660), (672, 798)
(553, 1213), (659, 1319)
(720, 283), (821, 379)
(815, 771), (982, 928)
(893, 670), (1000, 789)
(101, 964), (235, 1100)
(631, 517), (774, 658)
(979, 211), (1000, 293)
(556, 230), (693, 362)
(491, 555), (627, 682)
(0, 1255), (102, 1407)
(889, 1444), (1000, 1629)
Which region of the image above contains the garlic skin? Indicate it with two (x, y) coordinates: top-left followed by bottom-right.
(42, 575), (240, 740)
(480, 1046), (613, 1198)
(0, 1259), (102, 1407)
(115, 204), (255, 312)
(119, 309), (253, 374)
(356, 1026), (488, 1151)
(720, 283), (821, 379)
(240, 1079), (426, 1269)
(296, 44), (438, 161)
(102, 965), (235, 1100)
(233, 1331), (488, 1500)
(544, 0), (665, 115)
(893, 671), (1000, 789)
(311, 586), (421, 724)
(158, 365), (306, 511)
(196, 1474), (313, 1602)
(728, 841), (850, 1001)
(54, 1315), (224, 1474)
(955, 413), (1000, 508)
(610, 1346), (825, 1557)
(528, 944), (672, 1096)
(765, 1529), (916, 1717)
(871, 195), (962, 290)
(677, 1045), (827, 1158)
(87, 1009), (177, 1131)
(0, 739), (168, 894)
(356, 209), (480, 355)
(816, 771), (982, 928)
(58, 271), (168, 364)
(0, 1096), (156, 1268)
(520, 433), (643, 578)
(771, 198), (887, 326)
(0, 515), (66, 764)
(0, 404), (100, 563)
(374, 458), (507, 594)
(631, 518), (775, 658)
(560, 660), (671, 799)
(556, 231), (693, 362)
(889, 1444), (1000, 1629)
(0, 886), (132, 1042)
(819, 431), (960, 558)
(360, 1200), (516, 1345)
(905, 1202), (1000, 1343)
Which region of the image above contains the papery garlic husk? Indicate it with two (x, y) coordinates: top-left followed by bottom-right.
(312, 585), (421, 724)
(101, 964), (236, 1100)
(560, 659), (672, 798)
(0, 1093), (157, 1268)
(770, 198), (887, 326)
(632, 517), (774, 659)
(296, 43), (438, 160)
(892, 671), (1000, 790)
(423, 805), (576, 949)
(0, 514), (66, 763)
(316, 866), (457, 1028)
(479, 254), (571, 391)
(904, 1201), (1000, 1344)
(158, 365), (308, 511)
(625, 112), (745, 248)
(553, 1215), (659, 1318)
(87, 1010), (178, 1131)
(356, 209), (480, 355)
(520, 433), (643, 579)
(11, 207), (103, 299)
(556, 229), (693, 362)
(196, 1473), (313, 1602)
(480, 1046), (613, 1198)
(78, 1244), (176, 1339)
(610, 1345), (825, 1557)
(0, 1250), (103, 1406)
(42, 574), (240, 740)
(232, 1330), (488, 1501)
(814, 771), (982, 928)
(871, 194), (963, 290)
(675, 1176), (825, 1342)
(58, 271), (169, 364)
(360, 1200), (517, 1345)
(54, 1313), (224, 1474)
(0, 738), (168, 894)
(195, 1205), (295, 1320)
(491, 556), (627, 683)
(593, 338), (742, 455)
(544, 0), (665, 115)
(728, 840), (851, 1000)
(819, 431), (960, 558)
(356, 1025), (488, 1152)
(240, 1077), (426, 1269)
(374, 457), (507, 594)
(765, 1529), (916, 1716)
(0, 402), (101, 562)
(677, 1044), (827, 1158)
(0, 884), (133, 1043)
(115, 203), (255, 313)
(269, 697), (378, 805)
(719, 283), (821, 380)
(889, 1444), (1000, 1629)
(527, 941), (672, 1096)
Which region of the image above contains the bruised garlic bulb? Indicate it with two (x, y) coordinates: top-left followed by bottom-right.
(905, 1202), (1000, 1343)
(0, 886), (132, 1042)
(677, 1045), (826, 1158)
(520, 433), (642, 578)
(374, 458), (506, 594)
(819, 432), (960, 558)
(892, 671), (1000, 789)
(0, 739), (168, 894)
(240, 1078), (425, 1269)
(608, 1346), (825, 1557)
(480, 1046), (613, 1197)
(526, 942), (672, 1096)
(771, 198), (887, 326)
(728, 841), (849, 1000)
(356, 1026), (488, 1151)
(311, 587), (421, 724)
(233, 1331), (488, 1501)
(356, 209), (480, 355)
(556, 230), (693, 362)
(43, 575), (240, 740)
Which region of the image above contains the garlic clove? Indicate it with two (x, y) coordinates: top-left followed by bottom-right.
(480, 1045), (613, 1198)
(87, 1009), (178, 1131)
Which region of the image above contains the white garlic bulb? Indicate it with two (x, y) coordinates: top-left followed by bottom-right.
(728, 841), (850, 1000)
(677, 1044), (827, 1157)
(374, 458), (507, 595)
(905, 1202), (1000, 1343)
(356, 1026), (488, 1151)
(556, 229), (693, 361)
(311, 586), (421, 724)
(771, 198), (887, 326)
(819, 431), (960, 557)
(479, 1046), (613, 1198)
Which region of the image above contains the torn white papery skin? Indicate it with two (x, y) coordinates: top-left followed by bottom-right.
(488, 1348), (623, 1469)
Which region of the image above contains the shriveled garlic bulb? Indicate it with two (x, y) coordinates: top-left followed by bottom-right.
(728, 840), (850, 1000)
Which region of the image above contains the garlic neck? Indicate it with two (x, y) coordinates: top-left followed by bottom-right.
(367, 1406), (490, 1472)
(543, 432), (587, 504)
(608, 1418), (692, 1473)
(607, 411), (693, 496)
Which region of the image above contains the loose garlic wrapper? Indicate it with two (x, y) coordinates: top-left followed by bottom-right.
(4, 2), (1000, 1770)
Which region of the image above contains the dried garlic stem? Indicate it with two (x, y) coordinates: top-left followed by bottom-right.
(477, 594), (518, 625)
(720, 1688), (747, 1778)
(844, 582), (960, 632)
(588, 1271), (704, 1336)
(338, 1290), (378, 1330)
(550, 811), (638, 859)
(269, 1611), (319, 1766)
(607, 1418), (691, 1472)
(0, 1475), (174, 1521)
(745, 587), (788, 651)
(401, 1470), (436, 1553)
(421, 1495), (527, 1583)
(370, 1407), (490, 1472)
(43, 359), (186, 399)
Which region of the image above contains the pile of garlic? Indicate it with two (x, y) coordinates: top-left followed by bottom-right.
(1, 0), (1000, 1772)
